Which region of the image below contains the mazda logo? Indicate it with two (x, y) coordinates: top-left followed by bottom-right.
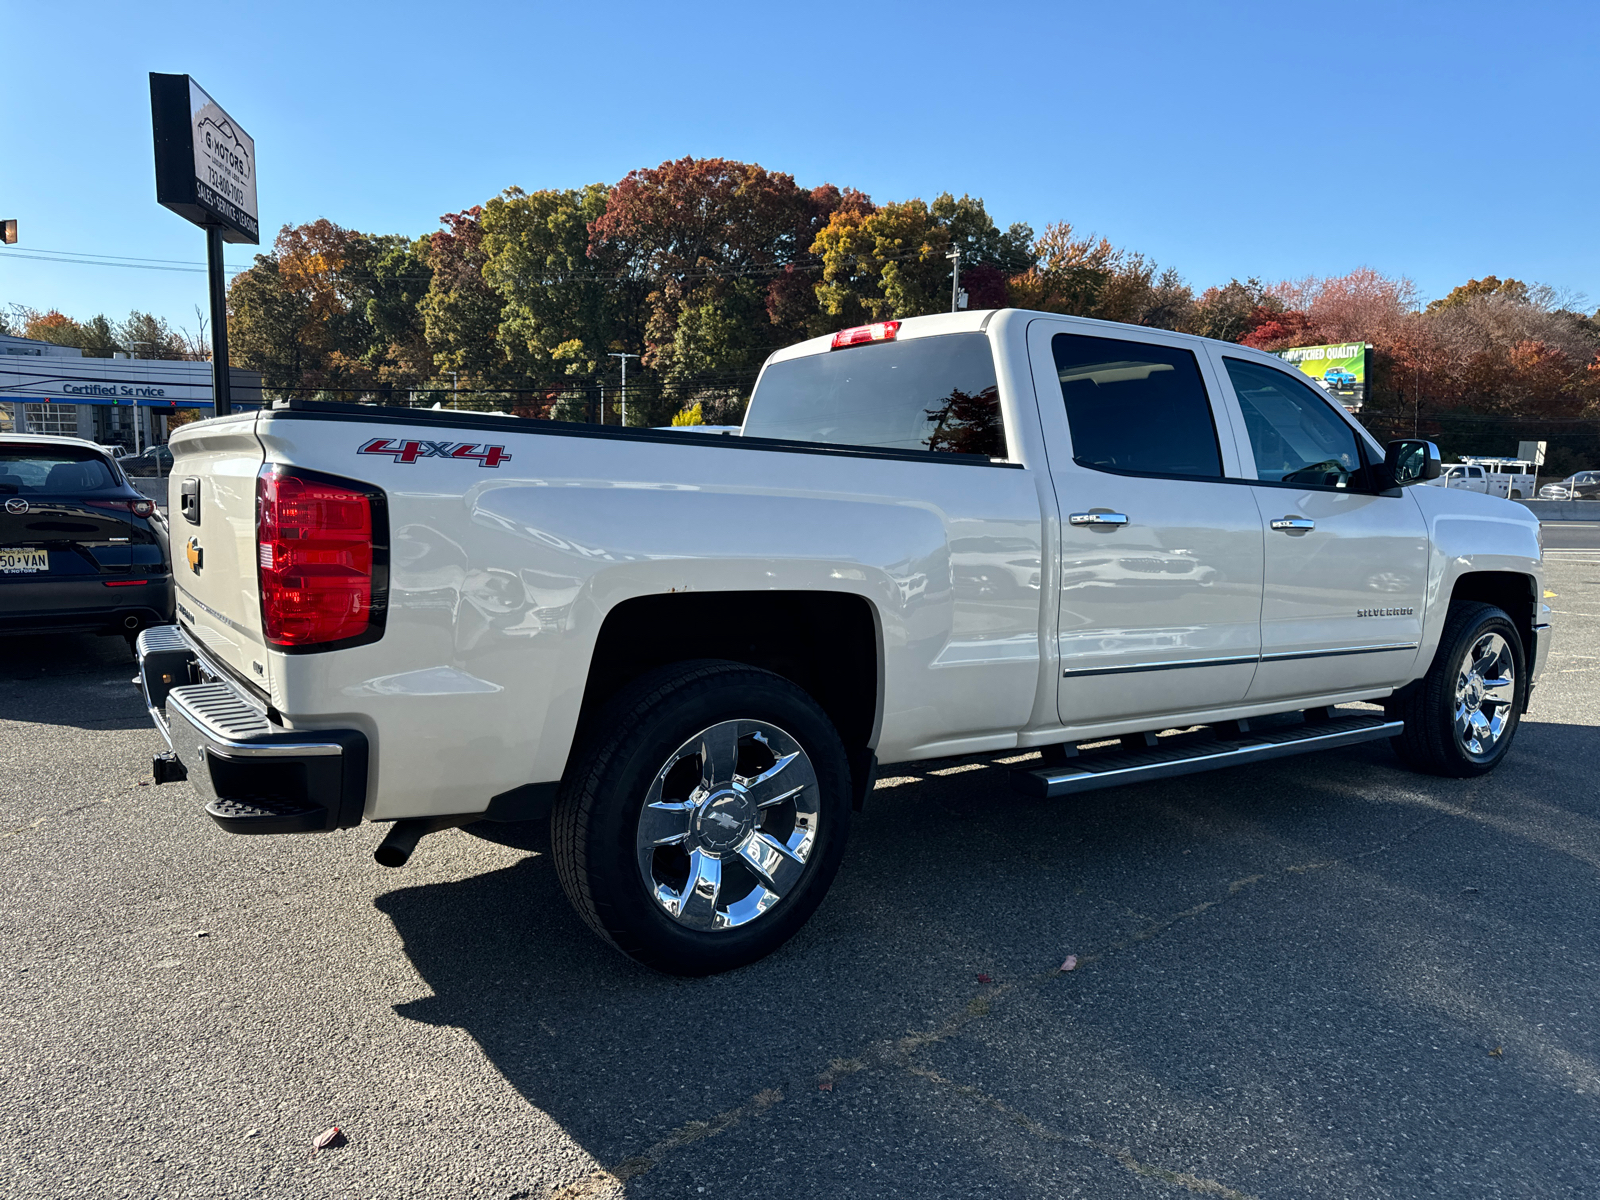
(4, 498), (26, 515)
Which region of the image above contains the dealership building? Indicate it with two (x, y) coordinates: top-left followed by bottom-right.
(0, 333), (261, 450)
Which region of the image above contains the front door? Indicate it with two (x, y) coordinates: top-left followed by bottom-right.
(1027, 321), (1265, 728)
(1208, 353), (1429, 703)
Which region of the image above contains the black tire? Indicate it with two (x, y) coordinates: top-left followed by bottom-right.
(551, 660), (853, 975)
(1386, 601), (1525, 777)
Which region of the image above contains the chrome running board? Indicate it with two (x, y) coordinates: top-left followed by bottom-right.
(1011, 712), (1403, 799)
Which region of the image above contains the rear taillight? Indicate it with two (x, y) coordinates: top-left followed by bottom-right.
(830, 320), (900, 350)
(256, 465), (386, 649)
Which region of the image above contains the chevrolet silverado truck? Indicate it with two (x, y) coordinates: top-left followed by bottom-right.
(137, 309), (1551, 974)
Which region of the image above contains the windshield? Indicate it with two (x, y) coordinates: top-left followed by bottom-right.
(0, 445), (121, 494)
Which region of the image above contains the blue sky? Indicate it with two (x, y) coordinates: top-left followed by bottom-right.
(3, 0), (1596, 332)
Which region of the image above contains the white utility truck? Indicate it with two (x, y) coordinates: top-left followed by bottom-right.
(1429, 458), (1538, 499)
(138, 310), (1551, 974)
(1461, 457), (1538, 500)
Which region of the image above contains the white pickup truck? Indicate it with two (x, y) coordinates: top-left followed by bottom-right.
(1427, 458), (1538, 500)
(138, 309), (1551, 974)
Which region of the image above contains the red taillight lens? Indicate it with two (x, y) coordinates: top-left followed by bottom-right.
(830, 320), (900, 350)
(257, 466), (381, 648)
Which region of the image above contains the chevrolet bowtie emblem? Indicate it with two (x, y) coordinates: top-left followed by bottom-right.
(185, 537), (203, 574)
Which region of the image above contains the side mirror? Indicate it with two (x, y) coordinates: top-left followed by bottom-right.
(1384, 439), (1442, 487)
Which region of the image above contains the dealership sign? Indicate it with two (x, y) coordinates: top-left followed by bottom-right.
(1276, 341), (1369, 406)
(150, 74), (259, 244)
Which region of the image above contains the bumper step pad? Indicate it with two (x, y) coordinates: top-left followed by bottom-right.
(205, 797), (329, 835)
(1011, 712), (1403, 799)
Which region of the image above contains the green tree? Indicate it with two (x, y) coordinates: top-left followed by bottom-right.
(588, 158), (846, 420)
(814, 192), (1031, 324)
(228, 255), (315, 393)
(480, 184), (632, 388)
(116, 310), (186, 358)
(420, 207), (507, 394)
(22, 309), (121, 356)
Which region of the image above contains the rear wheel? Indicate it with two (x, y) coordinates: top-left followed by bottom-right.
(1387, 601), (1524, 776)
(552, 660), (853, 975)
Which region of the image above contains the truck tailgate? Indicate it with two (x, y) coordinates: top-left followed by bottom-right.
(167, 415), (268, 684)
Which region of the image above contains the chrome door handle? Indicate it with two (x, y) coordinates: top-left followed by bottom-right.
(1069, 512), (1129, 527)
(1270, 516), (1315, 532)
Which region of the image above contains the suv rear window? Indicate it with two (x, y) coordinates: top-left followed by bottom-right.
(0, 445), (120, 494)
(744, 333), (1004, 458)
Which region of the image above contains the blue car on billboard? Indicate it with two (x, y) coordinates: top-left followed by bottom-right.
(1322, 367), (1358, 390)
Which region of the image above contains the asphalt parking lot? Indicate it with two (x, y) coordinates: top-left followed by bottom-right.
(3, 538), (1598, 1200)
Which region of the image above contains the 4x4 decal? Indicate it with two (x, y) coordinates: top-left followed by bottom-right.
(358, 438), (512, 467)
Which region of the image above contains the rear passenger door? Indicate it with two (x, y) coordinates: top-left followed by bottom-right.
(1026, 321), (1265, 728)
(1208, 353), (1428, 703)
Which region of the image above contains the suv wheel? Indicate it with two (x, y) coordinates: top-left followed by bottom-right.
(1387, 601), (1525, 777)
(552, 660), (853, 975)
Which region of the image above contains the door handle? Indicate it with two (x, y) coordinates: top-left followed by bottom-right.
(1069, 512), (1129, 527)
(1270, 516), (1315, 532)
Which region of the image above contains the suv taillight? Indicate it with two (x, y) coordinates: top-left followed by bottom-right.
(256, 465), (387, 649)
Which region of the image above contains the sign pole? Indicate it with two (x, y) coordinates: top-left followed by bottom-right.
(206, 226), (232, 417)
(151, 73), (258, 419)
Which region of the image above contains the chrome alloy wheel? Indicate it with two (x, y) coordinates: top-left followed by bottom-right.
(1454, 631), (1516, 759)
(635, 720), (821, 931)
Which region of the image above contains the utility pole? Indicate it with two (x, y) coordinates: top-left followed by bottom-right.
(609, 352), (639, 427)
(129, 340), (156, 454)
(947, 248), (962, 313)
(450, 370), (458, 410)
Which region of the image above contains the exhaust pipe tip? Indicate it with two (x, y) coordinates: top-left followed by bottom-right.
(374, 815), (475, 868)
(375, 819), (429, 868)
(124, 615), (141, 630)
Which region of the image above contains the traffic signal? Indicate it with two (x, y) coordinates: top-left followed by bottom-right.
(0, 220), (15, 245)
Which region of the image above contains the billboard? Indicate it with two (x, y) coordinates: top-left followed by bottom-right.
(150, 74), (259, 244)
(1276, 342), (1368, 408)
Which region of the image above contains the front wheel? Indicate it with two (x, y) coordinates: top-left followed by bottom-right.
(552, 660), (853, 975)
(1387, 601), (1525, 777)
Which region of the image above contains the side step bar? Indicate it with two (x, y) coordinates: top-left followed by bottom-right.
(1011, 713), (1403, 799)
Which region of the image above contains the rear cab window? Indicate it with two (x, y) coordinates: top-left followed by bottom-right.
(0, 445), (120, 494)
(744, 333), (1005, 458)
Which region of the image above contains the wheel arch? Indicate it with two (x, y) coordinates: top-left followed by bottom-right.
(1449, 570), (1538, 661)
(569, 590), (883, 807)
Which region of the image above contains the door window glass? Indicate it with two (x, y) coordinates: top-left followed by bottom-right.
(1052, 334), (1222, 478)
(745, 333), (1003, 457)
(1224, 358), (1362, 488)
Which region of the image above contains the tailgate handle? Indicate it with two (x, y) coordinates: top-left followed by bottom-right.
(179, 477), (201, 526)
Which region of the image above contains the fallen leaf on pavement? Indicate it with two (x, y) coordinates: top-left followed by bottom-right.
(1489, 1047), (1503, 1057)
(1059, 955), (1078, 972)
(976, 973), (992, 984)
(311, 1126), (346, 1157)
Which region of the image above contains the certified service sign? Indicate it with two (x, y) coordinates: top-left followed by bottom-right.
(150, 74), (259, 245)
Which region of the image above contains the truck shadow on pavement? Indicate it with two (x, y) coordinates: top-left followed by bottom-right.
(376, 720), (1600, 1197)
(0, 631), (151, 731)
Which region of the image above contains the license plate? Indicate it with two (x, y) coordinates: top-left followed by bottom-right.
(0, 547), (48, 573)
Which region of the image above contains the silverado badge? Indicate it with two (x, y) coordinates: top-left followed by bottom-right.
(186, 537), (203, 574)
